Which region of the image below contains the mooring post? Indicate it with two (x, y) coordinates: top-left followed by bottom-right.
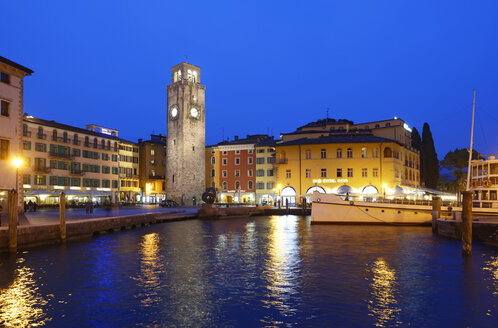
(59, 192), (66, 243)
(461, 191), (472, 256)
(8, 189), (18, 253)
(285, 198), (289, 214)
(302, 198), (307, 215)
(431, 197), (441, 233)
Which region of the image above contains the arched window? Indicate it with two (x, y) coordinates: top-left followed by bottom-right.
(114, 142), (118, 151)
(347, 148), (353, 158)
(362, 185), (379, 194)
(306, 186), (326, 194)
(281, 186), (296, 205)
(93, 138), (98, 148)
(101, 139), (105, 149)
(192, 71), (197, 83)
(74, 134), (78, 144)
(52, 129), (57, 141)
(107, 140), (110, 149)
(63, 131), (68, 142)
(85, 136), (89, 146)
(222, 181), (228, 190)
(336, 148), (342, 158)
(384, 147), (393, 158)
(336, 185), (353, 195)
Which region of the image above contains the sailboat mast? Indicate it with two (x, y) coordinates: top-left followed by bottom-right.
(466, 89), (476, 191)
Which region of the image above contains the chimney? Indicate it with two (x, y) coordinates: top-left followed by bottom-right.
(138, 138), (142, 143)
(234, 136), (239, 141)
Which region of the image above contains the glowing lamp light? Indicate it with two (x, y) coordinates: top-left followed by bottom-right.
(12, 158), (23, 168)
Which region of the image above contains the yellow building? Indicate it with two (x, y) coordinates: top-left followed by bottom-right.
(138, 134), (166, 204)
(118, 139), (140, 203)
(254, 138), (276, 205)
(275, 118), (420, 205)
(205, 146), (221, 194)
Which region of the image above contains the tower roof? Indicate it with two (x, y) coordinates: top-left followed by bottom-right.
(170, 62), (201, 70)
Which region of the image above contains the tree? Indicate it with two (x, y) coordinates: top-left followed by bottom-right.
(421, 123), (439, 189)
(411, 127), (421, 151)
(440, 148), (481, 191)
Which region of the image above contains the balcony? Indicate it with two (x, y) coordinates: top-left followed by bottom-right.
(37, 133), (47, 140)
(51, 136), (71, 144)
(275, 158), (288, 164)
(73, 139), (81, 146)
(70, 169), (85, 176)
(149, 175), (165, 179)
(119, 173), (139, 179)
(33, 165), (51, 174)
(48, 151), (73, 159)
(23, 131), (32, 137)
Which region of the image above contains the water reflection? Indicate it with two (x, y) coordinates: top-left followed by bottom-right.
(368, 258), (401, 327)
(0, 259), (51, 327)
(137, 232), (163, 308)
(262, 216), (301, 323)
(483, 256), (498, 317)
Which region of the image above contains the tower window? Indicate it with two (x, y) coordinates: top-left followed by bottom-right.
(193, 146), (195, 151)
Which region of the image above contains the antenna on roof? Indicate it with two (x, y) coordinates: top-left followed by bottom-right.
(185, 55), (189, 63)
(222, 127), (224, 141)
(326, 107), (330, 120)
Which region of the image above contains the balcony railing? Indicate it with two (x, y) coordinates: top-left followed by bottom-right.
(70, 169), (85, 176)
(73, 140), (81, 146)
(23, 131), (32, 137)
(33, 166), (51, 173)
(275, 158), (288, 164)
(148, 175), (165, 179)
(37, 133), (47, 140)
(51, 136), (72, 144)
(48, 151), (73, 159)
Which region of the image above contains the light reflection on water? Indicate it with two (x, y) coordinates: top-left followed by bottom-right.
(0, 216), (497, 327)
(0, 259), (51, 327)
(367, 258), (401, 327)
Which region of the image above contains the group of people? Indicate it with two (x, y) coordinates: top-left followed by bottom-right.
(24, 200), (38, 212)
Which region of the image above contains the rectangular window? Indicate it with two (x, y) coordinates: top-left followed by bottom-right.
(256, 182), (265, 190)
(235, 150), (240, 155)
(22, 141), (31, 150)
(23, 174), (30, 184)
(256, 158), (265, 164)
(248, 181), (253, 190)
(256, 169), (264, 177)
(211, 156), (215, 165)
(235, 170), (240, 177)
(267, 182), (274, 189)
(321, 149), (326, 159)
(362, 168), (368, 177)
(0, 72), (9, 84)
(361, 147), (367, 158)
(222, 151), (227, 155)
(1, 100), (9, 117)
(286, 169), (291, 179)
(337, 168), (343, 178)
(337, 148), (342, 158)
(257, 149), (265, 153)
(150, 159), (156, 165)
(347, 149), (353, 158)
(248, 157), (253, 165)
(267, 169), (274, 176)
(321, 168), (327, 178)
(248, 169), (253, 177)
(112, 180), (119, 188)
(373, 168), (379, 177)
(150, 149), (155, 156)
(235, 158), (240, 165)
(0, 139), (9, 159)
(248, 149), (253, 154)
(347, 168), (353, 177)
(222, 170), (227, 178)
(372, 148), (379, 158)
(222, 158), (227, 165)
(305, 150), (311, 160)
(306, 169), (311, 178)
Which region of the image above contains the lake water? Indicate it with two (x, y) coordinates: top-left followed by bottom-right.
(0, 216), (497, 327)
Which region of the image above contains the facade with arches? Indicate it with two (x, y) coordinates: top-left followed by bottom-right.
(275, 128), (420, 205)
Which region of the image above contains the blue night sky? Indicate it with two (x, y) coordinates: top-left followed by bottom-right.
(3, 0), (498, 157)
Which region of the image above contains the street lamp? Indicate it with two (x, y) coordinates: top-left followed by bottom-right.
(12, 158), (23, 191)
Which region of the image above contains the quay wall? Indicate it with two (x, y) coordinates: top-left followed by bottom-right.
(437, 218), (498, 247)
(0, 211), (197, 253)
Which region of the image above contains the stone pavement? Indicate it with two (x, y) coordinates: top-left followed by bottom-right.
(0, 205), (198, 227)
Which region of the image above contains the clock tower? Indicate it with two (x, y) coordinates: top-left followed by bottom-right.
(166, 62), (206, 205)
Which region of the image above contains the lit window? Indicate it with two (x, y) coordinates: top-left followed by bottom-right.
(151, 149), (155, 156)
(286, 170), (291, 179)
(361, 147), (367, 158)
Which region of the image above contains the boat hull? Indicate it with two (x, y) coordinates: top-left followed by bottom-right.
(311, 193), (435, 225)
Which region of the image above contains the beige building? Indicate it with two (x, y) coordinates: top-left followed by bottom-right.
(0, 56), (33, 212)
(118, 139), (140, 203)
(139, 134), (166, 204)
(166, 62), (205, 206)
(254, 138), (277, 205)
(22, 116), (120, 204)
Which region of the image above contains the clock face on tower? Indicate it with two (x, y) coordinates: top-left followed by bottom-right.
(170, 106), (178, 119)
(190, 107), (199, 119)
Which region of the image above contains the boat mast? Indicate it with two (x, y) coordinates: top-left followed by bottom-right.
(466, 89), (476, 191)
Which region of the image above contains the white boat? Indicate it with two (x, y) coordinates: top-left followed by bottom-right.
(310, 192), (455, 225)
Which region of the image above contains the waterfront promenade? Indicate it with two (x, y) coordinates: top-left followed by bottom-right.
(0, 205), (198, 227)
